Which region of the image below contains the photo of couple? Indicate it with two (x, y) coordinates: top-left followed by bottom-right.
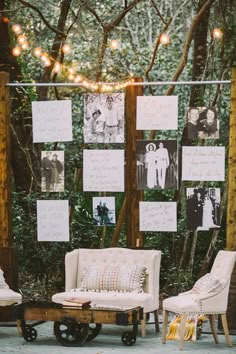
(41, 151), (64, 192)
(187, 106), (219, 140)
(136, 140), (178, 190)
(186, 188), (221, 231)
(92, 197), (116, 226)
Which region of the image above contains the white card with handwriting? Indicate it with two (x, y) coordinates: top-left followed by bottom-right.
(182, 146), (225, 181)
(136, 96), (178, 130)
(37, 200), (69, 241)
(139, 201), (177, 231)
(32, 100), (72, 142)
(83, 150), (124, 192)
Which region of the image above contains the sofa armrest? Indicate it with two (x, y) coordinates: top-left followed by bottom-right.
(65, 249), (79, 291)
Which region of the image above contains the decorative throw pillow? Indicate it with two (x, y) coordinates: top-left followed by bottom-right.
(192, 273), (223, 295)
(0, 267), (9, 289)
(81, 265), (146, 293)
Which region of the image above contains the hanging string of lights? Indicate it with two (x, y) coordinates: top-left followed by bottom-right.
(10, 21), (223, 92)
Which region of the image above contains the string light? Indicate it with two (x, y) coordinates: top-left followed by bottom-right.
(110, 39), (120, 50)
(10, 23), (134, 91)
(12, 46), (22, 56)
(12, 24), (22, 34)
(62, 43), (71, 54)
(213, 28), (223, 39)
(160, 33), (170, 45)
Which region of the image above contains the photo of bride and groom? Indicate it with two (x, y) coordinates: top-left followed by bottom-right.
(186, 188), (221, 231)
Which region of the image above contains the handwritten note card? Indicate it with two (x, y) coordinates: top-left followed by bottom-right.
(37, 200), (69, 241)
(83, 150), (124, 192)
(136, 96), (178, 130)
(182, 146), (225, 181)
(139, 202), (177, 232)
(32, 100), (72, 143)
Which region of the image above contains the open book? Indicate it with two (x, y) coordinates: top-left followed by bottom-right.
(63, 298), (91, 308)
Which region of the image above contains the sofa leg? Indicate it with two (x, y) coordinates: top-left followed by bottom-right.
(221, 313), (233, 347)
(153, 309), (160, 332)
(141, 313), (146, 337)
(162, 309), (169, 344)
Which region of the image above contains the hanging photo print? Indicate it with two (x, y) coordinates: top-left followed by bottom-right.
(139, 201), (177, 232)
(186, 106), (219, 140)
(41, 151), (64, 192)
(136, 140), (178, 190)
(37, 200), (69, 241)
(182, 146), (225, 181)
(92, 197), (116, 226)
(186, 188), (221, 231)
(83, 149), (124, 192)
(32, 100), (72, 143)
(84, 93), (125, 143)
(136, 96), (178, 130)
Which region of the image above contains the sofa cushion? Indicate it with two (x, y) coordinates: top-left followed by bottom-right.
(0, 268), (9, 289)
(52, 290), (155, 313)
(0, 289), (22, 306)
(192, 273), (223, 295)
(80, 265), (146, 293)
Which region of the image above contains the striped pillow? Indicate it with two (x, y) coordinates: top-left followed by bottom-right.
(81, 265), (146, 293)
(192, 273), (222, 294)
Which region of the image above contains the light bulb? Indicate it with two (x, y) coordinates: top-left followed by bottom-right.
(12, 46), (22, 56)
(21, 42), (29, 50)
(40, 53), (49, 62)
(53, 62), (61, 73)
(74, 75), (82, 82)
(68, 74), (74, 81)
(44, 60), (51, 67)
(213, 28), (223, 39)
(160, 33), (170, 45)
(12, 24), (22, 34)
(110, 39), (120, 50)
(62, 43), (71, 54)
(33, 47), (42, 57)
(17, 35), (27, 44)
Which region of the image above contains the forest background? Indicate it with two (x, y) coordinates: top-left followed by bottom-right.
(0, 0), (236, 301)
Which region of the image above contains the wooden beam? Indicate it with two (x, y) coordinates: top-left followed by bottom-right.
(125, 78), (144, 248)
(227, 66), (236, 251)
(0, 72), (12, 247)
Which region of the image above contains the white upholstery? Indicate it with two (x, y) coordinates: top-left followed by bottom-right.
(0, 288), (22, 306)
(162, 250), (236, 350)
(52, 248), (161, 314)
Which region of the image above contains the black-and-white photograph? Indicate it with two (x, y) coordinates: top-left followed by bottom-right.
(187, 106), (219, 139)
(92, 197), (116, 226)
(41, 151), (64, 192)
(136, 140), (178, 190)
(186, 188), (221, 231)
(84, 93), (124, 143)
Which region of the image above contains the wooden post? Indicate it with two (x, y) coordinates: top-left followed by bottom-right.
(226, 66), (236, 330)
(0, 72), (18, 292)
(125, 78), (144, 248)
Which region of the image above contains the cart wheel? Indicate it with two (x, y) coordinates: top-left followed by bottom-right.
(121, 331), (136, 346)
(54, 321), (89, 346)
(22, 326), (37, 342)
(86, 324), (102, 341)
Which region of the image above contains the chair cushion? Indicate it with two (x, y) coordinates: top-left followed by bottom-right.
(163, 294), (200, 313)
(192, 273), (223, 295)
(0, 289), (22, 306)
(52, 290), (155, 313)
(80, 264), (146, 293)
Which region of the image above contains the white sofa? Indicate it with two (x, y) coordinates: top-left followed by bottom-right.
(0, 267), (22, 307)
(52, 247), (161, 336)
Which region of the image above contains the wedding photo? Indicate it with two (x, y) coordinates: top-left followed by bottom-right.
(92, 197), (116, 226)
(136, 140), (178, 190)
(186, 188), (221, 231)
(41, 151), (64, 192)
(187, 106), (219, 140)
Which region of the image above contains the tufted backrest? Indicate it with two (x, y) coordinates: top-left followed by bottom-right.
(210, 250), (236, 284)
(65, 248), (161, 307)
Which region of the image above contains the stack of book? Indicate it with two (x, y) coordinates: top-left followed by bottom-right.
(63, 298), (91, 308)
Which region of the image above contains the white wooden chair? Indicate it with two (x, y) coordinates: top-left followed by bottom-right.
(162, 250), (236, 350)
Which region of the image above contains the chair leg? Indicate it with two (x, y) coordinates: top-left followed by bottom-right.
(141, 313), (146, 337)
(221, 313), (233, 347)
(162, 309), (169, 344)
(179, 314), (187, 350)
(153, 309), (160, 332)
(208, 314), (219, 344)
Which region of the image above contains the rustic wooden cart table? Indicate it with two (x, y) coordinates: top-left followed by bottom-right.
(13, 301), (143, 347)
